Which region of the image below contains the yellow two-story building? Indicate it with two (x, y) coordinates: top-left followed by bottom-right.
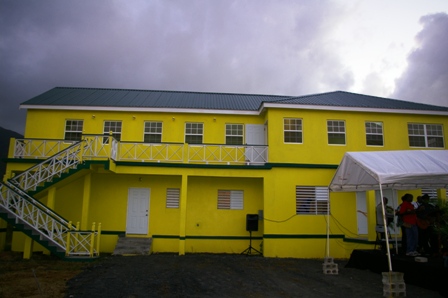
(1, 87), (447, 259)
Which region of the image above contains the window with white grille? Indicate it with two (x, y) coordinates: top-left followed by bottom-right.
(408, 123), (444, 148)
(226, 124), (244, 145)
(327, 120), (346, 145)
(296, 186), (329, 215)
(217, 190), (243, 210)
(365, 122), (383, 146)
(103, 121), (122, 143)
(284, 118), (303, 143)
(144, 122), (162, 143)
(166, 188), (180, 208)
(64, 120), (83, 141)
(185, 123), (203, 144)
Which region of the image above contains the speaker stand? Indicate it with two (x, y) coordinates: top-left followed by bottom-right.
(241, 231), (262, 256)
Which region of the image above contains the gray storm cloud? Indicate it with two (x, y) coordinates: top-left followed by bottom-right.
(392, 13), (448, 107)
(0, 0), (351, 134)
(1, 1), (446, 135)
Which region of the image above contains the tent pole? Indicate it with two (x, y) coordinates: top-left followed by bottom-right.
(392, 190), (399, 255)
(379, 185), (393, 272)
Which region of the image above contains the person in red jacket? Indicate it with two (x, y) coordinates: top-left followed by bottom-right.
(399, 193), (420, 256)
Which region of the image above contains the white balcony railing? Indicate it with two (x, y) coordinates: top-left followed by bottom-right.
(116, 142), (184, 162)
(12, 138), (268, 165)
(188, 144), (268, 164)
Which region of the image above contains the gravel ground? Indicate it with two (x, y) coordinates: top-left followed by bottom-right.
(65, 254), (445, 298)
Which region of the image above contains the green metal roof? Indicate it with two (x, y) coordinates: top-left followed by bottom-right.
(21, 87), (288, 111)
(20, 87), (448, 112)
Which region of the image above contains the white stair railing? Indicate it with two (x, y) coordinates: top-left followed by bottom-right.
(0, 182), (100, 257)
(14, 139), (72, 158)
(9, 141), (85, 192)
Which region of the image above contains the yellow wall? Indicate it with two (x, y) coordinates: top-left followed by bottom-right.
(183, 176), (263, 253)
(4, 105), (447, 259)
(24, 109), (264, 144)
(267, 108), (448, 164)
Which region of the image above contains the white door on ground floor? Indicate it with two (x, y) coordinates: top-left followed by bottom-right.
(126, 188), (150, 234)
(356, 192), (368, 235)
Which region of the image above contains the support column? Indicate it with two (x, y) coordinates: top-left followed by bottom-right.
(23, 237), (34, 259)
(43, 187), (57, 255)
(81, 173), (92, 230)
(178, 174), (188, 255)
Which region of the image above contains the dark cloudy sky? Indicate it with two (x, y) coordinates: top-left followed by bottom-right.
(1, 0), (447, 134)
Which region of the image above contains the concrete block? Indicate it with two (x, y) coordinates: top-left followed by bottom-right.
(323, 268), (339, 275)
(323, 257), (334, 264)
(382, 272), (406, 297)
(383, 289), (406, 297)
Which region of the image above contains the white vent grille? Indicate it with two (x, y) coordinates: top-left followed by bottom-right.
(166, 188), (180, 208)
(296, 186), (329, 215)
(218, 190), (243, 210)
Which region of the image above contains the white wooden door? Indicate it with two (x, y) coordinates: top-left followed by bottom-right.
(245, 124), (267, 163)
(356, 192), (368, 234)
(126, 188), (150, 234)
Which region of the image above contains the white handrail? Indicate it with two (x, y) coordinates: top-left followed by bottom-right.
(10, 141), (84, 192)
(13, 138), (269, 165)
(0, 182), (100, 257)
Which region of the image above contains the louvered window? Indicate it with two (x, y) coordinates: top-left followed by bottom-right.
(421, 187), (441, 205)
(166, 188), (180, 208)
(218, 190), (243, 210)
(296, 186), (329, 215)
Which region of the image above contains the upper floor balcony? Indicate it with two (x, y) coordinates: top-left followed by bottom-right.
(10, 135), (268, 166)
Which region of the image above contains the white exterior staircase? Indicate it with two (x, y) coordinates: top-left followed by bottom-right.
(0, 138), (104, 259)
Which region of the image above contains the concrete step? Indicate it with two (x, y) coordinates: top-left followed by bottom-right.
(113, 236), (152, 256)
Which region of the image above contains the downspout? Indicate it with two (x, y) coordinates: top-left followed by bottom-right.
(326, 187), (330, 257)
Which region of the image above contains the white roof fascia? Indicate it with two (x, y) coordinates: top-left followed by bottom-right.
(260, 103), (448, 116)
(19, 105), (260, 115)
(20, 103), (448, 117)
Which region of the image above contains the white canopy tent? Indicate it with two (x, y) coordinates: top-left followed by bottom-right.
(328, 150), (448, 271)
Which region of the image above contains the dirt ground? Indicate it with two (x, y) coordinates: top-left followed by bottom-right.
(0, 251), (444, 298)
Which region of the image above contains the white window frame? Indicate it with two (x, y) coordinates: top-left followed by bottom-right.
(64, 120), (84, 141)
(144, 121), (163, 143)
(225, 124), (244, 145)
(296, 186), (329, 215)
(284, 118), (303, 144)
(103, 121), (122, 143)
(408, 123), (444, 148)
(327, 120), (346, 145)
(365, 121), (384, 146)
(217, 190), (243, 210)
(185, 122), (203, 144)
(166, 188), (180, 208)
